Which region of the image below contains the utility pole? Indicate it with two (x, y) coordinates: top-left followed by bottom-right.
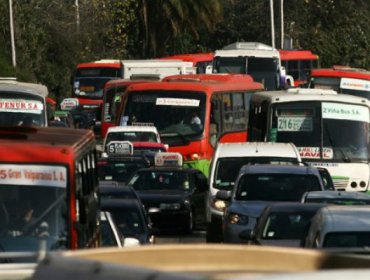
(280, 0), (284, 49)
(9, 0), (16, 67)
(269, 0), (275, 48)
(75, 0), (80, 33)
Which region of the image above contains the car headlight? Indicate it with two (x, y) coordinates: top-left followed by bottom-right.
(228, 213), (249, 225)
(160, 203), (181, 210)
(211, 199), (226, 212)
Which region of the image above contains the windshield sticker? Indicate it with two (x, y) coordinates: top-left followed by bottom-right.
(340, 78), (370, 92)
(298, 147), (333, 159)
(277, 116), (313, 132)
(0, 99), (43, 114)
(156, 98), (200, 107)
(0, 165), (67, 188)
(322, 102), (369, 122)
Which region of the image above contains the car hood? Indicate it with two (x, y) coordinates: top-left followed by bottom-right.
(228, 201), (270, 218)
(257, 239), (301, 248)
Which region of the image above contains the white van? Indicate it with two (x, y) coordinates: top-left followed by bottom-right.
(206, 142), (302, 242)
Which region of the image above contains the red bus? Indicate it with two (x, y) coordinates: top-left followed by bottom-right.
(160, 52), (214, 73)
(116, 74), (263, 176)
(309, 66), (370, 99)
(279, 49), (319, 86)
(72, 60), (123, 125)
(101, 79), (153, 139)
(0, 126), (99, 253)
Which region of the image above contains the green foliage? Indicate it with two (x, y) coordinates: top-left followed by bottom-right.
(0, 0), (368, 101)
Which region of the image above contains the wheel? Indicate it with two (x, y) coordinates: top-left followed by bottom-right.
(184, 210), (194, 235)
(206, 221), (223, 243)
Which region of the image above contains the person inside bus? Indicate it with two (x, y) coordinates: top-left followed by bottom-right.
(190, 110), (202, 132)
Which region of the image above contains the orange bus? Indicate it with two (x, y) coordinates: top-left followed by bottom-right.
(279, 49), (319, 87)
(116, 74), (263, 176)
(0, 126), (99, 253)
(309, 65), (370, 99)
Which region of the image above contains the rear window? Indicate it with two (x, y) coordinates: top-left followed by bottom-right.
(235, 174), (322, 201)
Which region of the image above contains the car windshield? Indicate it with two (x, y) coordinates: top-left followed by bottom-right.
(108, 208), (145, 237)
(261, 211), (317, 240)
(98, 161), (148, 182)
(122, 90), (206, 140)
(128, 171), (191, 191)
(214, 157), (299, 190)
(324, 232), (370, 248)
(0, 92), (45, 126)
(105, 131), (158, 144)
(272, 102), (370, 162)
(0, 185), (67, 252)
(235, 174), (322, 201)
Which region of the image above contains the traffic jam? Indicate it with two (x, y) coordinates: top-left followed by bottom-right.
(1, 42), (370, 274)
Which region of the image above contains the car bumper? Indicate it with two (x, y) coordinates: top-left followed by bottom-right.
(149, 210), (191, 232)
(223, 219), (257, 244)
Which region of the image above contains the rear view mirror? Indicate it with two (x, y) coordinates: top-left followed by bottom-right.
(123, 237), (140, 247)
(216, 190), (231, 201)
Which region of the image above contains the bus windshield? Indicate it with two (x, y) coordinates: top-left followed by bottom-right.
(311, 77), (370, 100)
(76, 67), (120, 78)
(0, 185), (67, 252)
(122, 90), (206, 139)
(103, 86), (127, 123)
(0, 93), (45, 126)
(213, 57), (279, 90)
(271, 102), (369, 162)
(73, 77), (113, 99)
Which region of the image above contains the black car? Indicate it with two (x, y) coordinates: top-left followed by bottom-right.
(127, 167), (208, 234)
(241, 202), (325, 247)
(100, 198), (153, 244)
(97, 155), (151, 183)
(99, 181), (141, 201)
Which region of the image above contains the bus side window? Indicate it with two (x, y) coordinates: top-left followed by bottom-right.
(221, 93), (233, 131)
(210, 96), (221, 147)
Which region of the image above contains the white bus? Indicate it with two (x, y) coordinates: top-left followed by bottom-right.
(212, 42), (286, 91)
(248, 88), (370, 192)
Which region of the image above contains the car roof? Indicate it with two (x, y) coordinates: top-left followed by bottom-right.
(214, 142), (301, 160)
(100, 198), (141, 210)
(99, 185), (135, 194)
(304, 191), (370, 200)
(265, 202), (325, 213)
(107, 126), (158, 133)
(318, 205), (370, 232)
(239, 164), (320, 175)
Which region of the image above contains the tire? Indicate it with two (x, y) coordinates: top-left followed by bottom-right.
(184, 210), (194, 235)
(206, 222), (223, 243)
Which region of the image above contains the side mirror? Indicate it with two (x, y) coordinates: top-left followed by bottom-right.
(216, 190), (231, 202)
(205, 65), (213, 74)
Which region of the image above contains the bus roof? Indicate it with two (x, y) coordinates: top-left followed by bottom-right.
(251, 88), (370, 106)
(0, 127), (95, 162)
(126, 76), (263, 93)
(215, 42), (280, 58)
(279, 49), (319, 61)
(311, 66), (370, 81)
(104, 79), (151, 90)
(77, 61), (122, 69)
(163, 74), (255, 83)
(0, 80), (49, 98)
(160, 52), (214, 64)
